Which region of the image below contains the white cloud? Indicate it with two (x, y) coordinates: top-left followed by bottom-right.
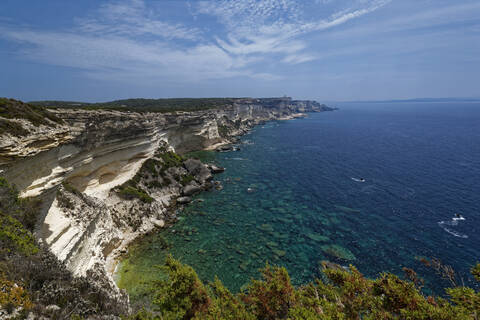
(76, 0), (201, 40)
(0, 0), (391, 83)
(198, 0), (391, 63)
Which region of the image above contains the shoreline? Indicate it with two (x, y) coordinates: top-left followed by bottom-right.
(109, 112), (314, 295)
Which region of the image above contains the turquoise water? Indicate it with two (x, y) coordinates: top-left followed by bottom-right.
(117, 102), (480, 301)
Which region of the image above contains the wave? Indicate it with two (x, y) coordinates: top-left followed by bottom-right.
(438, 216), (468, 238)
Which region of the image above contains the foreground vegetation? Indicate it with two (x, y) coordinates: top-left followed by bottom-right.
(126, 255), (480, 320)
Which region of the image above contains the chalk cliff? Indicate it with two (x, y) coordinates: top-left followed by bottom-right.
(0, 97), (332, 307)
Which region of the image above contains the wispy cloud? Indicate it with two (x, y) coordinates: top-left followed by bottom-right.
(0, 0), (391, 83)
(75, 0), (201, 40)
(198, 0), (391, 63)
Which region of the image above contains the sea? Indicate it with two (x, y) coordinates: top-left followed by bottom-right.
(116, 101), (480, 304)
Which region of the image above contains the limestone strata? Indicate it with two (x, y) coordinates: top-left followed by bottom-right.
(0, 97), (332, 306)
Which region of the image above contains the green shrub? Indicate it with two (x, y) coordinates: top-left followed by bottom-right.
(62, 181), (82, 196)
(158, 151), (183, 168)
(180, 174), (194, 186)
(0, 211), (38, 255)
(152, 255), (210, 319)
(140, 256), (480, 320)
(0, 177), (41, 231)
(242, 264), (295, 320)
(118, 186), (154, 203)
(218, 125), (230, 137)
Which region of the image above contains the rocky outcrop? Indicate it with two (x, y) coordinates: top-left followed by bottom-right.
(0, 97), (332, 308)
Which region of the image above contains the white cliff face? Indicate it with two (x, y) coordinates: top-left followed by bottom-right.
(0, 98), (330, 306)
(0, 118), (74, 166)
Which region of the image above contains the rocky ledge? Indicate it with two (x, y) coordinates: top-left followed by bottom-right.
(0, 97), (333, 310)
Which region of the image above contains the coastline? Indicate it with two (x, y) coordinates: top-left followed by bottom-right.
(109, 111), (313, 290)
(0, 98), (334, 309)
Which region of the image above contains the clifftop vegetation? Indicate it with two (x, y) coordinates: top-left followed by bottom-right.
(0, 98), (63, 126)
(31, 98), (244, 113)
(29, 97), (304, 113)
(0, 98), (63, 136)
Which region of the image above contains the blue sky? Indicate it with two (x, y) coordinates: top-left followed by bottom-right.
(0, 0), (479, 102)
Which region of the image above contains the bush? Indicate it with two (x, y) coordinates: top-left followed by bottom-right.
(0, 211), (39, 255)
(158, 151), (183, 168)
(242, 264), (295, 320)
(152, 255), (210, 319)
(132, 256), (480, 320)
(118, 186), (154, 203)
(180, 174), (194, 186)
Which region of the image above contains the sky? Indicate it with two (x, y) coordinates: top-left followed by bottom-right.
(0, 0), (479, 102)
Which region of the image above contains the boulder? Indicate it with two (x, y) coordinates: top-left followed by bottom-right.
(216, 145), (233, 152)
(151, 218), (165, 228)
(177, 196), (192, 204)
(183, 159), (213, 182)
(182, 184), (202, 196)
(209, 164), (225, 173)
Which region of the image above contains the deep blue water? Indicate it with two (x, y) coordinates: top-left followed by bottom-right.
(118, 102), (480, 300)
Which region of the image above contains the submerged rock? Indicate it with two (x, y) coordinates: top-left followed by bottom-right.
(266, 241), (279, 248)
(273, 249), (286, 257)
(239, 261), (249, 271)
(321, 244), (356, 261)
(276, 217), (293, 224)
(307, 233), (329, 242)
(335, 205), (361, 213)
(257, 224), (274, 232)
